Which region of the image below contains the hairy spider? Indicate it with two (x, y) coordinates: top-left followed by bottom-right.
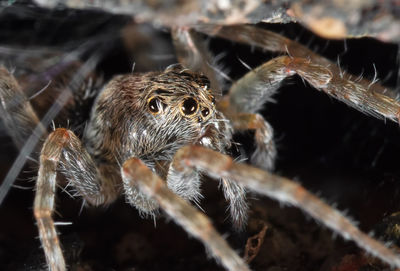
(1, 2), (400, 271)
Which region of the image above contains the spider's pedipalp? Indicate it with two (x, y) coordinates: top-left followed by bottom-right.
(121, 157), (250, 271)
(166, 159), (202, 203)
(173, 145), (400, 269)
(219, 177), (248, 231)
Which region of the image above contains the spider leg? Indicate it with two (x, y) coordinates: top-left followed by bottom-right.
(228, 112), (276, 171)
(0, 67), (47, 150)
(194, 24), (392, 95)
(121, 157), (250, 271)
(172, 27), (224, 97)
(224, 54), (400, 123)
(282, 55), (400, 123)
(172, 145), (400, 268)
(34, 128), (118, 270)
(196, 24), (400, 123)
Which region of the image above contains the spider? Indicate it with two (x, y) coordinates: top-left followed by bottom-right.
(1, 2), (400, 271)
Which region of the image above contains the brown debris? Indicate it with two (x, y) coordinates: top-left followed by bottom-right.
(244, 220), (268, 263)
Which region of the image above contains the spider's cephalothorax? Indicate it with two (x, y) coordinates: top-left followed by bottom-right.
(79, 64), (233, 214)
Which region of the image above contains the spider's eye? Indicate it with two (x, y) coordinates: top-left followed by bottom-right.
(208, 95), (215, 105)
(181, 98), (198, 116)
(201, 108), (210, 118)
(148, 97), (161, 114)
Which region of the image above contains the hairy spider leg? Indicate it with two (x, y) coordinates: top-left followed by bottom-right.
(0, 67), (47, 149)
(121, 157), (250, 271)
(227, 112), (276, 171)
(34, 128), (119, 271)
(173, 145), (400, 268)
(196, 24), (400, 123)
(172, 28), (224, 97)
(214, 53), (400, 172)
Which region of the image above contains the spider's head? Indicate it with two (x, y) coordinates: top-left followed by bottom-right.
(144, 64), (216, 126)
(86, 64), (228, 163)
